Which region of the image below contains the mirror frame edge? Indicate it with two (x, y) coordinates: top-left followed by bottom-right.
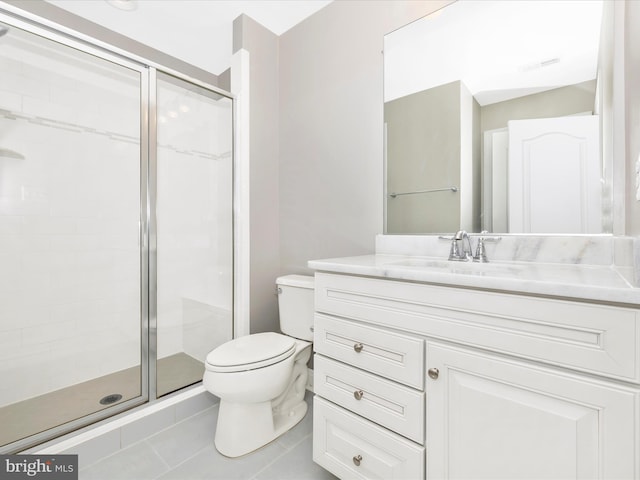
(382, 0), (627, 238)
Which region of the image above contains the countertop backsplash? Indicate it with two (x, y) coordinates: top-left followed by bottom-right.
(376, 234), (637, 269)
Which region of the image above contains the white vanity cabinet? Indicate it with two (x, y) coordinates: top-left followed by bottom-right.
(312, 272), (640, 480)
(313, 311), (426, 479)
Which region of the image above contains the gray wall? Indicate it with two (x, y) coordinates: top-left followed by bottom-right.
(233, 1), (450, 332)
(233, 15), (281, 334)
(480, 80), (597, 133)
(278, 0), (450, 273)
(625, 0), (640, 236)
(16, 0), (638, 337)
(385, 81), (462, 233)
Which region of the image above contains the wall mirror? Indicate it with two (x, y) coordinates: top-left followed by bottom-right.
(383, 0), (614, 234)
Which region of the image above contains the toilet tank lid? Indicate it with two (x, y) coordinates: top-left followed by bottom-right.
(276, 274), (314, 289)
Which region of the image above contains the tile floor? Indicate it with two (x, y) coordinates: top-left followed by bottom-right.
(79, 393), (338, 480)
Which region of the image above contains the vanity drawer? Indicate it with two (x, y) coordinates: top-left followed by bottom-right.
(313, 396), (425, 480)
(314, 313), (424, 390)
(314, 355), (424, 444)
(315, 273), (640, 383)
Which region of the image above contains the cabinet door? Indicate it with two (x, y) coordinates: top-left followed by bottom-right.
(426, 342), (639, 480)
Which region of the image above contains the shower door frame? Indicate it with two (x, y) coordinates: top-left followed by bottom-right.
(0, 5), (235, 454)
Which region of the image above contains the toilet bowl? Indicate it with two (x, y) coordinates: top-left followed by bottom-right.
(203, 275), (314, 458)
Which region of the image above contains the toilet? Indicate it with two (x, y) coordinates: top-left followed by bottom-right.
(203, 274), (314, 457)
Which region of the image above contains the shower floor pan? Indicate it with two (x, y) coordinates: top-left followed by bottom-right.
(0, 352), (204, 448)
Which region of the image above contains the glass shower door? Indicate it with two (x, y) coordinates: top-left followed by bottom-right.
(0, 21), (145, 450)
(154, 73), (233, 397)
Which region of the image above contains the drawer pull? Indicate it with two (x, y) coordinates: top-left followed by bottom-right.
(353, 390), (364, 400)
(428, 367), (439, 380)
(353, 454), (363, 466)
(353, 342), (364, 353)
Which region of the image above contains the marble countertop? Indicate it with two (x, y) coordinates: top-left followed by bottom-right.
(308, 254), (640, 305)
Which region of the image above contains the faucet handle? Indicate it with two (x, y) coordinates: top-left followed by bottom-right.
(474, 237), (488, 263)
(448, 238), (462, 261)
(472, 231), (501, 262)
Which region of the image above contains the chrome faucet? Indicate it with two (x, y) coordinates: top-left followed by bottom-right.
(446, 230), (496, 262)
(448, 230), (474, 261)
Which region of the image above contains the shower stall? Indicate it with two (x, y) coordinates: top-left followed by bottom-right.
(0, 10), (233, 453)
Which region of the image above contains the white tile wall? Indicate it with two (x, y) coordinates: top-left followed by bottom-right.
(0, 28), (141, 408)
(0, 27), (234, 410)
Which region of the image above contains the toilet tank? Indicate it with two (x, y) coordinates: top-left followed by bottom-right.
(276, 275), (314, 341)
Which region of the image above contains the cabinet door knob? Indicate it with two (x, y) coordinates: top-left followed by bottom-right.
(354, 390), (364, 400)
(353, 343), (364, 353)
(428, 367), (440, 380)
(353, 454), (363, 466)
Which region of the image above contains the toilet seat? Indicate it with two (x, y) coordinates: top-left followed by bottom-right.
(205, 332), (296, 373)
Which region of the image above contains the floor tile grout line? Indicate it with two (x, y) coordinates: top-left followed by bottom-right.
(145, 405), (221, 474)
(142, 403), (219, 448)
(155, 415), (313, 479)
(171, 401), (220, 427)
(248, 431), (313, 480)
(151, 441), (213, 478)
(78, 438), (170, 477)
(79, 397), (315, 479)
(79, 404), (219, 473)
(247, 449), (290, 480)
(276, 430), (313, 453)
(145, 438), (174, 474)
(248, 397), (315, 479)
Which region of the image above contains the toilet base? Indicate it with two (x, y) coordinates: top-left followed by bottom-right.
(214, 398), (308, 458)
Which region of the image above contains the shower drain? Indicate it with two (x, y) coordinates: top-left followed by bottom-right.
(99, 394), (123, 405)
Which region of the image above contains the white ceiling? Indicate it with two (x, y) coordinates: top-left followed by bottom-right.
(44, 0), (332, 75)
(384, 0), (603, 105)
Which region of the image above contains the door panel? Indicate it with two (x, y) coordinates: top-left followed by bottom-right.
(155, 73), (233, 396)
(0, 19), (143, 451)
(508, 115), (601, 233)
(426, 342), (638, 480)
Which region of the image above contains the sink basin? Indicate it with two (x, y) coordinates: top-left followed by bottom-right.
(385, 258), (523, 276)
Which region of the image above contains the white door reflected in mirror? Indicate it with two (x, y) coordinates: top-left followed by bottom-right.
(384, 0), (613, 235)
